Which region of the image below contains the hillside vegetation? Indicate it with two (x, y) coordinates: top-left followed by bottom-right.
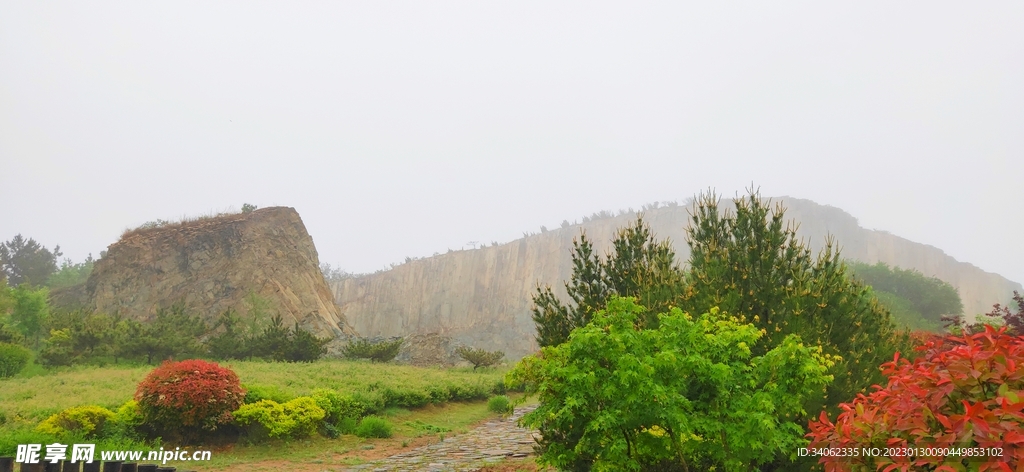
(847, 261), (964, 331)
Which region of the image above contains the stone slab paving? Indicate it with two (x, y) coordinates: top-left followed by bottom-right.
(340, 406), (539, 472)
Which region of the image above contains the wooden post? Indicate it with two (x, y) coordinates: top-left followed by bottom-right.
(119, 464), (137, 472)
(43, 463), (61, 472)
(20, 463), (44, 472)
(59, 462), (79, 472)
(81, 462), (100, 472)
(154, 468), (175, 472)
(0, 457), (12, 472)
(101, 462), (121, 472)
(136, 466), (157, 472)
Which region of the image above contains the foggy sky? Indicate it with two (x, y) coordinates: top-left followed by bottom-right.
(2, 2), (1022, 287)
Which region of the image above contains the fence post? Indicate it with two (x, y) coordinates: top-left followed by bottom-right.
(59, 461), (79, 472)
(119, 464), (137, 472)
(136, 466), (157, 472)
(0, 457), (12, 472)
(81, 462), (99, 472)
(101, 462), (121, 472)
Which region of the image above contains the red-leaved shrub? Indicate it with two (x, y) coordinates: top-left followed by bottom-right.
(807, 326), (1024, 471)
(135, 359), (245, 437)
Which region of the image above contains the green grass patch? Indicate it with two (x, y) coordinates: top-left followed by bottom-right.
(0, 359), (505, 422)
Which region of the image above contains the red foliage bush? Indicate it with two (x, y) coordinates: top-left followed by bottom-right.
(135, 359), (245, 436)
(807, 326), (1024, 471)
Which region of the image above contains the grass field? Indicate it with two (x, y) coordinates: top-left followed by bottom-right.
(0, 359), (512, 469)
(0, 359), (506, 422)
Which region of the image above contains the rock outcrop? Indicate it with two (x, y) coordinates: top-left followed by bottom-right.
(79, 207), (354, 338)
(331, 197), (1021, 359)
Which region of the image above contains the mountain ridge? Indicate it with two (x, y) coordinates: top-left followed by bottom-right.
(330, 197), (1020, 359)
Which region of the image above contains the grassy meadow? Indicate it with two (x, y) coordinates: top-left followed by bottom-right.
(0, 359), (512, 469)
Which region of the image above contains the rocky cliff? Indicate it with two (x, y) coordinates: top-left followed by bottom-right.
(331, 197), (1021, 359)
(80, 207), (354, 338)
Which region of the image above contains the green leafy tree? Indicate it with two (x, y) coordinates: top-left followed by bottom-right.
(342, 337), (404, 363)
(283, 323), (330, 362)
(10, 285), (50, 348)
(455, 346), (505, 369)
(0, 321), (23, 345)
(46, 255), (95, 288)
(0, 235), (62, 287)
(38, 328), (77, 366)
(508, 297), (834, 472)
(532, 215), (684, 347)
(250, 314), (292, 361)
(0, 279), (21, 345)
(206, 309), (252, 360)
(39, 310), (120, 365)
(679, 191), (909, 418)
(0, 342), (32, 378)
(0, 277), (12, 315)
(118, 303), (207, 364)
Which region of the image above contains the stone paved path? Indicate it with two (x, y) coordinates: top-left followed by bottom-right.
(342, 406), (538, 472)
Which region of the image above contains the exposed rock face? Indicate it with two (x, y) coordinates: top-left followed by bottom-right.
(83, 207), (355, 338)
(331, 197), (1021, 359)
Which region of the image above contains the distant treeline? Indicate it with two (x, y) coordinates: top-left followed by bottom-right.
(1, 281), (330, 377)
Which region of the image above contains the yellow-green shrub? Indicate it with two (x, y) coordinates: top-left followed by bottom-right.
(114, 400), (143, 427)
(107, 400), (144, 438)
(36, 406), (116, 438)
(233, 396), (325, 439)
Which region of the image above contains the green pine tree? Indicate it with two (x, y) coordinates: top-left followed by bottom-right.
(531, 215), (684, 347)
(679, 190), (910, 418)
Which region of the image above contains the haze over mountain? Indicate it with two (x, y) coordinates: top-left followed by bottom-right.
(331, 197), (1022, 359)
(2, 3), (1022, 293)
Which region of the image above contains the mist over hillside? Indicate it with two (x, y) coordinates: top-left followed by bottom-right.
(330, 197), (1022, 359)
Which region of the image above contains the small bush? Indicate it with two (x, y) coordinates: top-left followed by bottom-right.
(0, 342), (31, 378)
(336, 417), (358, 435)
(456, 346), (505, 370)
(36, 405), (116, 439)
(321, 422), (341, 439)
(311, 388), (386, 421)
(487, 395), (513, 415)
(243, 384), (293, 404)
(381, 386), (430, 408)
(354, 415), (393, 438)
(445, 381), (492, 402)
(135, 359), (246, 438)
(233, 396), (326, 439)
(349, 390), (386, 417)
(342, 338), (404, 363)
(109, 400), (144, 439)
